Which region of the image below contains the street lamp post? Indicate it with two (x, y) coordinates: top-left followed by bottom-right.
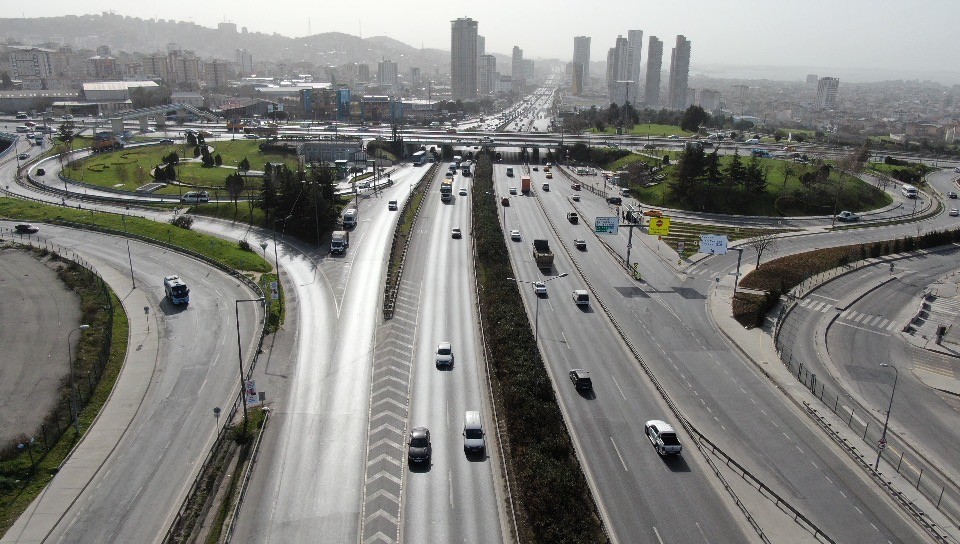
(235, 298), (265, 435)
(874, 363), (899, 471)
(120, 213), (136, 288)
(68, 324), (91, 435)
(508, 273), (568, 343)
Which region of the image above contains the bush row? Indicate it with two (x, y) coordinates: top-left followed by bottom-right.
(734, 228), (960, 327)
(472, 154), (606, 543)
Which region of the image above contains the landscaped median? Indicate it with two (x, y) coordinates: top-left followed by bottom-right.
(471, 155), (606, 543)
(0, 198), (271, 273)
(734, 228), (960, 327)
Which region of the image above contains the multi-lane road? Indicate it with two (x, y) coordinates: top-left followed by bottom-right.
(3, 86), (960, 542)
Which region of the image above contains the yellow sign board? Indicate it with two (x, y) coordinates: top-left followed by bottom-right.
(647, 216), (671, 235)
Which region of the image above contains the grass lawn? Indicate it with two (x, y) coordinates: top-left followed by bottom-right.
(63, 140), (299, 195)
(658, 221), (795, 258)
(628, 155), (893, 216)
(0, 197), (271, 272)
(588, 123), (693, 137)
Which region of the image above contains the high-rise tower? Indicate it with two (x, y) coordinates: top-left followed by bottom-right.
(450, 17), (479, 100)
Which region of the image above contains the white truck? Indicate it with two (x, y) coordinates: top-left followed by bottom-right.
(331, 230), (350, 254)
(342, 208), (358, 228)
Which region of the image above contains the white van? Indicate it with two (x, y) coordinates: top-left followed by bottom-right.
(463, 411), (485, 454)
(572, 289), (590, 306)
(342, 208), (358, 228)
(901, 184), (918, 198)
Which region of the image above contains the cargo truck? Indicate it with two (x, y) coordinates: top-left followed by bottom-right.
(533, 239), (555, 267)
(440, 178), (454, 202)
(331, 230), (350, 254)
(521, 175), (532, 194)
(342, 208), (358, 228)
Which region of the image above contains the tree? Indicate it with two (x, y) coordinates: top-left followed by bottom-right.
(679, 105), (708, 132)
(214, 154), (223, 166)
(724, 150), (746, 186)
(154, 165), (167, 182)
(186, 132), (198, 147)
(164, 163), (177, 181)
(165, 151), (180, 165)
(749, 232), (780, 267)
(115, 163), (129, 184)
(239, 158), (251, 173)
(744, 155), (767, 193)
(225, 172), (245, 212)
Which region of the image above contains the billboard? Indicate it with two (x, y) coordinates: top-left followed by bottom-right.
(700, 234), (729, 255)
(647, 217), (671, 236)
(595, 216), (619, 235)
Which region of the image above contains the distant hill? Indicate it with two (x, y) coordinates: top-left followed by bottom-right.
(0, 12), (464, 72)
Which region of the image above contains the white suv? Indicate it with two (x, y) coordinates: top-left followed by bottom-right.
(645, 420), (683, 455)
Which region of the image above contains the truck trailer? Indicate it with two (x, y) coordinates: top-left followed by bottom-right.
(533, 239), (554, 267)
(331, 230), (350, 254)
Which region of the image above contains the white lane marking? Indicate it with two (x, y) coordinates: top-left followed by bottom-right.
(653, 526), (665, 544)
(796, 445), (804, 453)
(835, 321), (890, 336)
(760, 409), (768, 416)
(855, 505), (863, 515)
(610, 437), (629, 472)
(811, 460), (818, 469)
(782, 432), (790, 440)
(561, 331), (568, 345)
(612, 376), (627, 400)
(825, 475), (834, 484)
(870, 523), (878, 531)
(705, 406), (712, 413)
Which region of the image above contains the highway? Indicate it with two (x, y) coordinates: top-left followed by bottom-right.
(4, 86), (960, 543)
(504, 164), (929, 542)
(493, 164), (751, 543)
(400, 164), (504, 543)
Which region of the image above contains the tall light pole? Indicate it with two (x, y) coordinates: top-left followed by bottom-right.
(235, 297), (265, 435)
(120, 214), (135, 288)
(874, 363), (899, 471)
(68, 324), (91, 435)
(508, 273), (568, 343)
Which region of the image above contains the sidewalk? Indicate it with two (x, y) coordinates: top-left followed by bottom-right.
(707, 265), (960, 543)
(2, 263), (159, 543)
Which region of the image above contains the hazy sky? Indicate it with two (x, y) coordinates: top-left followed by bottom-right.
(12, 0), (960, 78)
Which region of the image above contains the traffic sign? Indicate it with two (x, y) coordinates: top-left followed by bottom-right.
(595, 216), (619, 235)
(648, 217), (671, 235)
(700, 234), (729, 255)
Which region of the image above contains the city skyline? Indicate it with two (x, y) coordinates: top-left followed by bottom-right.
(6, 0), (959, 83)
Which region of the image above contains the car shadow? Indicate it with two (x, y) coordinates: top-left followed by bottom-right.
(407, 461), (432, 473)
(576, 389), (596, 400)
(159, 298), (190, 315)
(464, 450), (488, 463)
(660, 454), (692, 472)
(436, 364), (454, 372)
(577, 305), (594, 313)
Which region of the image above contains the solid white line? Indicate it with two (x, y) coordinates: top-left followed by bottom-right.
(610, 437), (629, 472)
(653, 526), (665, 544)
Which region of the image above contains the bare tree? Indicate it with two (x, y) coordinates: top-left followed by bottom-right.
(749, 232), (780, 267)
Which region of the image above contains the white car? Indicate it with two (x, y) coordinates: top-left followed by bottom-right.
(533, 281), (547, 295)
(835, 211), (860, 222)
(451, 228), (462, 239)
(510, 229), (521, 241)
(645, 420), (683, 455)
(436, 342), (454, 368)
(509, 187), (517, 195)
(950, 209), (959, 217)
(459, 188), (468, 196)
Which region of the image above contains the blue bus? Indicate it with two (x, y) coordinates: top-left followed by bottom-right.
(412, 150), (427, 166)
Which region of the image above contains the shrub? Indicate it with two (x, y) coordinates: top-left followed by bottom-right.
(238, 239), (252, 252)
(169, 214), (194, 230)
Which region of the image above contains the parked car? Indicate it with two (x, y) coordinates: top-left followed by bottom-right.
(14, 224), (39, 234)
(645, 420), (683, 455)
(407, 427), (432, 465)
(835, 210), (860, 222)
(569, 369), (593, 392)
